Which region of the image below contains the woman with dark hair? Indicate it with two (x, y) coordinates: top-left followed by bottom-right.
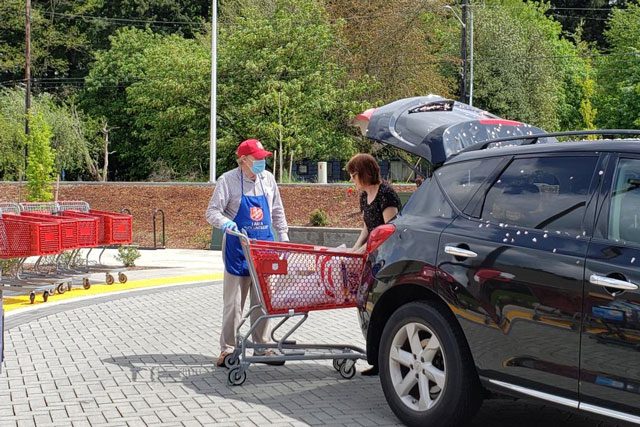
(347, 153), (402, 253)
(347, 153), (401, 376)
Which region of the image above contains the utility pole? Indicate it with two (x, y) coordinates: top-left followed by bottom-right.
(25, 0), (32, 136)
(24, 0), (32, 180)
(209, 0), (217, 183)
(459, 0), (468, 104)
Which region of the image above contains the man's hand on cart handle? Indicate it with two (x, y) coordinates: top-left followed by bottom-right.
(222, 220), (238, 233)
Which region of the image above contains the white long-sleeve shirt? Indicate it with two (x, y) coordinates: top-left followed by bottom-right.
(205, 167), (289, 241)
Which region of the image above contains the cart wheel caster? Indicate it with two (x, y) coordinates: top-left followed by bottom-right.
(333, 359), (345, 372)
(29, 292), (36, 304)
(42, 290), (49, 303)
(118, 273), (127, 284)
(227, 367), (247, 386)
(224, 353), (240, 369)
(67, 283), (73, 292)
(339, 361), (356, 379)
(56, 283), (66, 295)
(106, 273), (115, 285)
(83, 278), (91, 290)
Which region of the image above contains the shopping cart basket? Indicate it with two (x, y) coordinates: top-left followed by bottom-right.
(0, 208), (64, 303)
(20, 202), (133, 285)
(223, 229), (367, 386)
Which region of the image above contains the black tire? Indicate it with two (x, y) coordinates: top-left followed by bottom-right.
(83, 278), (91, 290)
(42, 291), (49, 303)
(118, 273), (127, 284)
(29, 292), (36, 304)
(379, 301), (482, 427)
(105, 273), (115, 285)
(57, 284), (66, 295)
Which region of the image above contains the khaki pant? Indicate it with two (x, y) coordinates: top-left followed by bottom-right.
(219, 269), (269, 353)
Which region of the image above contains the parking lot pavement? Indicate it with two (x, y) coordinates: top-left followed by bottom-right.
(0, 280), (632, 427)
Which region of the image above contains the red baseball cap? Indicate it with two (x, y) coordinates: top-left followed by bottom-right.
(236, 139), (272, 159)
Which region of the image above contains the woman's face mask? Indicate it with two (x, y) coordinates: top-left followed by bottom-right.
(251, 159), (266, 174)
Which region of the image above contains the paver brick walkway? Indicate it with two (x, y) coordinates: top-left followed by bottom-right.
(0, 282), (632, 426)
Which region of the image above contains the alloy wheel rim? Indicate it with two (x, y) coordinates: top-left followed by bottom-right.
(388, 322), (446, 412)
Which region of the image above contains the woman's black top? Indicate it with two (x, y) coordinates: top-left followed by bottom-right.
(360, 182), (402, 233)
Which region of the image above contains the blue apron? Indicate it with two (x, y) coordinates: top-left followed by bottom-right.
(224, 172), (274, 276)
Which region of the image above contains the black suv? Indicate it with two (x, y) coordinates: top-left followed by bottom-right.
(354, 96), (640, 426)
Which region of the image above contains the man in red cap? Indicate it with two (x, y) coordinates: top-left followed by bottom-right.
(205, 138), (289, 367)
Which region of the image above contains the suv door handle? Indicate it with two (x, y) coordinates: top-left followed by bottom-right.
(589, 274), (638, 291)
(444, 246), (478, 258)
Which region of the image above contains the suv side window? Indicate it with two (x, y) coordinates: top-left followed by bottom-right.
(608, 158), (640, 246)
(481, 155), (598, 235)
(436, 158), (502, 212)
(403, 176), (453, 220)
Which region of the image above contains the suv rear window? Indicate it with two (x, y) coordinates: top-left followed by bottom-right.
(436, 158), (502, 212)
(481, 156), (598, 234)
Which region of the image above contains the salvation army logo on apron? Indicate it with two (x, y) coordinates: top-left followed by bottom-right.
(250, 207), (264, 221)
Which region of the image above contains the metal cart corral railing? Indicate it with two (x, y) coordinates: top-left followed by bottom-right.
(223, 229), (367, 386)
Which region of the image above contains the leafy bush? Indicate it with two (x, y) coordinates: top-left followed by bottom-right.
(25, 113), (56, 202)
(309, 209), (329, 227)
(115, 245), (141, 267)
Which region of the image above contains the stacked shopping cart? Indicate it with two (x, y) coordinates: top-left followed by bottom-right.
(0, 201), (133, 303)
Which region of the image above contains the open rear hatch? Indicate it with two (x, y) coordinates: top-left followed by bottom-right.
(353, 95), (549, 167)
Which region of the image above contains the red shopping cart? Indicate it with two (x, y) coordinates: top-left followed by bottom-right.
(19, 202), (134, 285)
(223, 229), (367, 386)
(0, 206), (64, 303)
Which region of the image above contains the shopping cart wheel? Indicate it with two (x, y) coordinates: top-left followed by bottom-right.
(29, 292), (36, 304)
(224, 353), (240, 369)
(105, 273), (115, 285)
(227, 367), (247, 386)
(118, 273), (128, 284)
(333, 359), (345, 372)
(42, 290), (50, 303)
(56, 283), (66, 295)
(83, 278), (91, 290)
(67, 283), (73, 292)
(339, 361), (356, 379)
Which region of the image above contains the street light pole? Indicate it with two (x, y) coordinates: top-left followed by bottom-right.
(25, 0), (31, 136)
(209, 0), (217, 183)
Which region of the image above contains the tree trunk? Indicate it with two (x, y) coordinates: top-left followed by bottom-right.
(101, 122), (109, 182)
(288, 151), (293, 182)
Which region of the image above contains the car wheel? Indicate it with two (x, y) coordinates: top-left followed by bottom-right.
(379, 301), (481, 427)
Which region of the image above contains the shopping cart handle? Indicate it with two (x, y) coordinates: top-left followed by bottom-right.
(225, 227), (251, 244)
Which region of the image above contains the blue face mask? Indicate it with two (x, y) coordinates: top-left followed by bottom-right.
(251, 159), (266, 174)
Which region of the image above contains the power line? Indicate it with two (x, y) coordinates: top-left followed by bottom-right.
(42, 11), (205, 27)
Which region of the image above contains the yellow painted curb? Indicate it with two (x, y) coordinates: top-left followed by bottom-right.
(2, 273), (224, 312)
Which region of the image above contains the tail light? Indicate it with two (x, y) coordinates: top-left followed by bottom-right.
(351, 108), (376, 136)
(366, 224), (396, 253)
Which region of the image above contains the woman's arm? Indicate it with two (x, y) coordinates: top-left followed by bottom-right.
(352, 226), (369, 251)
(382, 206), (398, 224)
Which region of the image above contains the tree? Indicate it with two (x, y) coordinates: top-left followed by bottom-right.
(80, 28), (163, 179)
(324, 0), (458, 103)
(472, 0), (585, 131)
(25, 112), (55, 201)
(0, 88), (99, 180)
(595, 4), (640, 129)
(126, 34), (211, 179)
(217, 0), (372, 180)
